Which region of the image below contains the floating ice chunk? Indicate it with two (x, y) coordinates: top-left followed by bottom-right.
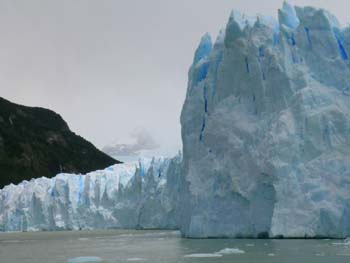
(184, 253), (223, 258)
(126, 258), (146, 262)
(332, 238), (350, 246)
(268, 253), (275, 257)
(315, 253), (325, 256)
(332, 242), (344, 246)
(217, 248), (246, 255)
(2, 240), (22, 243)
(67, 256), (103, 263)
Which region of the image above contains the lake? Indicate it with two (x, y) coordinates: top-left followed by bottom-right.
(0, 230), (349, 263)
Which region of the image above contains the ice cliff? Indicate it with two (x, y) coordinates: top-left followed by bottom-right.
(2, 3), (350, 239)
(0, 155), (182, 231)
(180, 2), (350, 238)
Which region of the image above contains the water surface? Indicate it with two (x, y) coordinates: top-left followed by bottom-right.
(0, 230), (349, 263)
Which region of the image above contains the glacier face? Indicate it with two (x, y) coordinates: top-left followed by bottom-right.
(2, 3), (350, 239)
(180, 2), (350, 238)
(0, 155), (182, 232)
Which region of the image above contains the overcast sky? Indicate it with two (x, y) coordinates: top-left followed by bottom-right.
(1, 0), (349, 156)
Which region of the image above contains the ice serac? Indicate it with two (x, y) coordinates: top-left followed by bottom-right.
(180, 3), (350, 238)
(0, 155), (182, 231)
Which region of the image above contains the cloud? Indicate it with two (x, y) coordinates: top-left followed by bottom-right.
(102, 129), (159, 157)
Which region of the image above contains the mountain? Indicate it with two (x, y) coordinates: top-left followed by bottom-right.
(180, 2), (350, 238)
(0, 97), (120, 188)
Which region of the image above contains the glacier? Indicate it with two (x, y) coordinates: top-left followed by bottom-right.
(0, 155), (182, 231)
(180, 2), (350, 238)
(2, 2), (350, 239)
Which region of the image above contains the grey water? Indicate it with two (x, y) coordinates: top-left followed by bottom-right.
(0, 230), (350, 263)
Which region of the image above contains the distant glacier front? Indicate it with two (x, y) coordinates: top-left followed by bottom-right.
(0, 155), (182, 231)
(2, 2), (350, 239)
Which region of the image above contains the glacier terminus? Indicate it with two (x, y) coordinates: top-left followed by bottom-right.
(2, 2), (350, 239)
(0, 156), (182, 232)
(180, 2), (350, 238)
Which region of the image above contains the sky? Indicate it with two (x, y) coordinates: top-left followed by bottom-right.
(1, 0), (350, 157)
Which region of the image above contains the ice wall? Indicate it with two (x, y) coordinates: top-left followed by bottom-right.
(2, 3), (350, 239)
(180, 2), (350, 238)
(0, 155), (182, 232)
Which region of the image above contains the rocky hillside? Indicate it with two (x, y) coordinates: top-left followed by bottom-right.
(0, 97), (120, 188)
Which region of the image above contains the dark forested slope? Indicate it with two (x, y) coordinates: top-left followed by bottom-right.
(0, 97), (120, 188)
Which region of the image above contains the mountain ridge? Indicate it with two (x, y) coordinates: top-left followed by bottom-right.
(0, 96), (120, 188)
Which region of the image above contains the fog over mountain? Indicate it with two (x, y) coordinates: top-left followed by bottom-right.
(103, 129), (160, 158)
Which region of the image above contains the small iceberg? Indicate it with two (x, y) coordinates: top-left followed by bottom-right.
(184, 253), (223, 258)
(184, 248), (245, 258)
(332, 238), (350, 246)
(68, 256), (103, 263)
(217, 248), (245, 255)
(126, 258), (146, 262)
